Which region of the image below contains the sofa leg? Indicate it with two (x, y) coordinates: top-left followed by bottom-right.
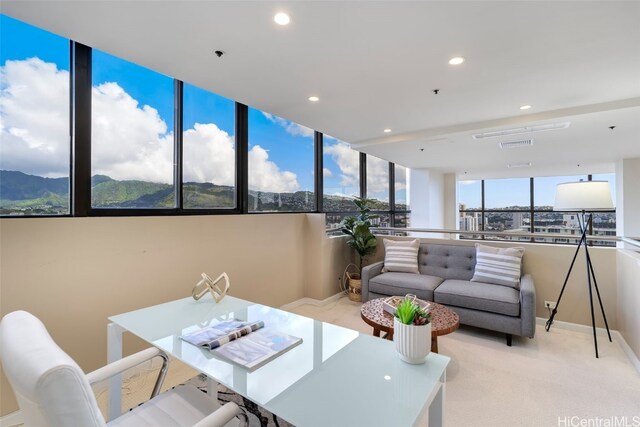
(506, 334), (512, 347)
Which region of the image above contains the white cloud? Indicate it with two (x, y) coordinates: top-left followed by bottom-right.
(0, 58), (70, 177)
(323, 141), (360, 188)
(323, 167), (333, 177)
(366, 155), (390, 197)
(249, 145), (299, 192)
(262, 112), (314, 138)
(183, 123), (235, 186)
(1, 58), (301, 193)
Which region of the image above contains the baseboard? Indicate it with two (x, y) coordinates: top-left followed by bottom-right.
(279, 291), (345, 310)
(0, 410), (23, 427)
(536, 317), (640, 374)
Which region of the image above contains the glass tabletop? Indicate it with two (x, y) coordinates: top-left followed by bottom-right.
(109, 296), (450, 427)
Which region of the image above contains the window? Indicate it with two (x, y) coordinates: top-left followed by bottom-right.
(0, 15), (70, 216)
(394, 164), (410, 227)
(182, 83), (236, 209)
(366, 155), (390, 210)
(91, 49), (175, 208)
(323, 137), (360, 213)
(248, 108), (314, 212)
(458, 174), (616, 246)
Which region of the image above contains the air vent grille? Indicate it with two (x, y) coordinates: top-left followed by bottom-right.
(499, 139), (534, 149)
(473, 122), (570, 139)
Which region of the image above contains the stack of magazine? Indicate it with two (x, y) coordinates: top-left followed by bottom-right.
(181, 319), (302, 372)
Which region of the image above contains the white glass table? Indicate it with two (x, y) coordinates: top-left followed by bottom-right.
(108, 296), (450, 426)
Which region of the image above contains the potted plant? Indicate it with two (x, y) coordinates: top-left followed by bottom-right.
(393, 297), (432, 364)
(339, 197), (379, 301)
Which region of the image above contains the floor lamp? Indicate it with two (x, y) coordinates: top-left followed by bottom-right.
(545, 180), (614, 358)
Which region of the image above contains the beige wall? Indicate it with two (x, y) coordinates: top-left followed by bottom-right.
(616, 249), (640, 358)
(369, 237), (618, 327)
(0, 213), (347, 416)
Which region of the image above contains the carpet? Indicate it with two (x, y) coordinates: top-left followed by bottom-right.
(185, 374), (295, 427)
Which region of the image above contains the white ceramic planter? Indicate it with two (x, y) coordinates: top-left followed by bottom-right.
(393, 318), (431, 364)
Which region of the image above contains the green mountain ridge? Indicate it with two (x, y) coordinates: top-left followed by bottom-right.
(1, 170), (397, 214)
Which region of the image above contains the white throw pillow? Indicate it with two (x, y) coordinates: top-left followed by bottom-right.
(471, 244), (524, 288)
(382, 239), (420, 274)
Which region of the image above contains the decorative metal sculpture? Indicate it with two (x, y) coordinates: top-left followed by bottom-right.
(192, 272), (230, 302)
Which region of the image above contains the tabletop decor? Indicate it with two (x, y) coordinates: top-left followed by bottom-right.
(393, 296), (432, 364)
(192, 272), (230, 302)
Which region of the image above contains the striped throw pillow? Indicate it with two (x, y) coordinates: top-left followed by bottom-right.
(382, 239), (420, 274)
(471, 244), (524, 288)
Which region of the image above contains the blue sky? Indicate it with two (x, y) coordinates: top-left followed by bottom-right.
(459, 174), (616, 209)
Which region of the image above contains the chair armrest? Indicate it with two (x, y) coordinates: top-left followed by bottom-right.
(193, 402), (248, 427)
(86, 347), (169, 398)
(361, 261), (384, 302)
(519, 274), (536, 338)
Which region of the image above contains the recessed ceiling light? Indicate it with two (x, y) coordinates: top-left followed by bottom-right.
(308, 96), (319, 102)
(448, 56), (465, 65)
(274, 12), (290, 25)
(520, 105), (532, 110)
(383, 128), (392, 133)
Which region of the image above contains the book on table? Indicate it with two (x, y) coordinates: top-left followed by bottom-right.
(213, 328), (303, 372)
(180, 319), (265, 350)
(180, 318), (303, 372)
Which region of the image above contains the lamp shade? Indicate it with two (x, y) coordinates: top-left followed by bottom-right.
(554, 181), (613, 211)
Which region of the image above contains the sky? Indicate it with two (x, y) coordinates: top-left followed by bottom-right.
(1, 14), (389, 198)
(459, 174), (616, 209)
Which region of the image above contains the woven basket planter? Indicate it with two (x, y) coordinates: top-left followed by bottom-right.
(346, 272), (362, 302)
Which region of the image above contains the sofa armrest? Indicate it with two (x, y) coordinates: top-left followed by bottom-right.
(361, 261), (384, 302)
(519, 274), (536, 338)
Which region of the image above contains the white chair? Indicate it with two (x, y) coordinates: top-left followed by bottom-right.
(0, 310), (248, 427)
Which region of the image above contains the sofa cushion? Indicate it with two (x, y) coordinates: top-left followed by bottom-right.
(382, 239), (420, 274)
(434, 279), (520, 317)
(471, 244), (524, 289)
(418, 244), (476, 281)
(370, 273), (444, 302)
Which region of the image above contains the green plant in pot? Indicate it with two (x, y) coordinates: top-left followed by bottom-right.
(394, 297), (433, 364)
(339, 197), (379, 301)
(395, 298), (432, 326)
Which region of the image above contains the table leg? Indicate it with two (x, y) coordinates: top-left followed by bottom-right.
(431, 336), (438, 353)
(373, 327), (381, 338)
(107, 323), (125, 421)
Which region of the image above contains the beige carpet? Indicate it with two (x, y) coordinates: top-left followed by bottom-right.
(288, 296), (640, 427)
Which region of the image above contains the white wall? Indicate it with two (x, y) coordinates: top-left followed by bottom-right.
(408, 168), (445, 229)
(616, 157), (640, 241)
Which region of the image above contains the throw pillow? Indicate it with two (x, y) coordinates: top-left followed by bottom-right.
(471, 244), (525, 288)
(382, 239), (420, 274)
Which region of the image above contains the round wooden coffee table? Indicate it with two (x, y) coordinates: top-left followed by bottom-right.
(360, 298), (460, 353)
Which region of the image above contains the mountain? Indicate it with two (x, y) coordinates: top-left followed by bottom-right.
(1, 170), (395, 214)
(0, 170), (68, 200)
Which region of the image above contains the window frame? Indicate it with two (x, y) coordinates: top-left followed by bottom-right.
(458, 175), (616, 246)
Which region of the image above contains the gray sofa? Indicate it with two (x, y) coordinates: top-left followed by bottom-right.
(361, 243), (536, 346)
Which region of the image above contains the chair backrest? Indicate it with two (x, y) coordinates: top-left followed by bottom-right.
(0, 311), (106, 427)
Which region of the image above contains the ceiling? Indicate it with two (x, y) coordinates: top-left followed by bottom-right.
(3, 1), (640, 179)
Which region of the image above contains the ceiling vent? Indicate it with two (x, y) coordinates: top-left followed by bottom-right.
(499, 139), (534, 149)
(473, 122), (570, 139)
(507, 162), (532, 168)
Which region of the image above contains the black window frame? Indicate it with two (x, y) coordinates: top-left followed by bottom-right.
(458, 175), (616, 246)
